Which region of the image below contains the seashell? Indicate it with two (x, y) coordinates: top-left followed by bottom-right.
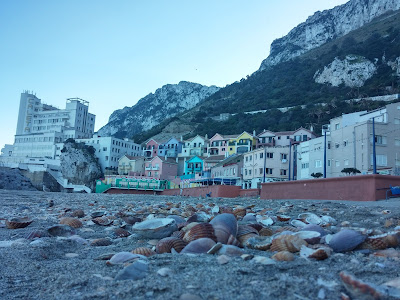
(328, 229), (366, 253)
(207, 242), (223, 254)
(95, 253), (116, 260)
(257, 215), (274, 226)
(298, 213), (322, 225)
(60, 217), (82, 228)
(166, 215), (186, 225)
(275, 226), (299, 233)
(211, 205), (220, 215)
(320, 215), (337, 226)
(131, 247), (156, 257)
(219, 206), (233, 214)
(216, 245), (244, 256)
(294, 231), (321, 244)
(242, 213), (256, 223)
(156, 237), (187, 254)
(121, 216), (142, 225)
(91, 211), (105, 218)
(171, 230), (185, 239)
(245, 236), (273, 251)
(107, 252), (144, 265)
(132, 218), (177, 239)
(271, 251), (295, 261)
(48, 224), (76, 237)
(91, 238), (112, 246)
(26, 230), (48, 240)
(183, 223), (217, 243)
(68, 235), (89, 245)
(92, 216), (113, 226)
(114, 260), (148, 281)
(210, 213), (238, 244)
(258, 227), (274, 236)
(187, 213), (210, 223)
(300, 224), (327, 237)
(339, 271), (384, 300)
(71, 209), (85, 218)
(270, 235), (307, 253)
(247, 223), (263, 232)
(180, 238), (216, 254)
(237, 225), (259, 237)
(6, 217), (33, 229)
(383, 231), (400, 247)
(373, 248), (400, 258)
(226, 234), (241, 247)
(233, 207), (247, 218)
(290, 219), (307, 228)
(276, 215), (291, 222)
(113, 228), (131, 238)
(300, 245), (332, 260)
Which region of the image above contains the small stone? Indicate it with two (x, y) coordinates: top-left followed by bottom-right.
(148, 239), (159, 246)
(157, 267), (172, 277)
(180, 293), (202, 300)
(0, 241), (14, 248)
(145, 291), (154, 297)
(65, 253), (79, 258)
(114, 260), (149, 281)
(341, 221), (350, 227)
(217, 255), (230, 265)
(252, 256), (276, 265)
(318, 288), (326, 299)
(241, 254), (254, 261)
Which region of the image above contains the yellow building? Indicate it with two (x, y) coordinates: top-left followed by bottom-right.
(227, 131), (256, 155)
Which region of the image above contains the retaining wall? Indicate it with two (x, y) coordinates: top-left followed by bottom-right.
(260, 175), (400, 201)
(105, 188), (160, 195)
(161, 185), (241, 198)
(239, 189), (260, 197)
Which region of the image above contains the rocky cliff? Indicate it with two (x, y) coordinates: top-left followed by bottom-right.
(0, 167), (37, 191)
(60, 141), (103, 191)
(97, 81), (220, 139)
(260, 0), (400, 70)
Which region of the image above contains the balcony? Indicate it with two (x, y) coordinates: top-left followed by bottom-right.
(146, 165), (159, 171)
(237, 140), (250, 146)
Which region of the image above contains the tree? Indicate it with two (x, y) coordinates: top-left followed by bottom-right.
(341, 168), (361, 175)
(311, 172), (323, 178)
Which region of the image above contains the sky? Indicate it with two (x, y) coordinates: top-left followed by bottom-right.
(0, 0), (349, 149)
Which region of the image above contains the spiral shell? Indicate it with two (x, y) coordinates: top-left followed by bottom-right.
(183, 223), (217, 243)
(271, 251), (295, 261)
(270, 235), (308, 253)
(210, 213), (238, 244)
(91, 238), (112, 246)
(180, 238), (216, 254)
(132, 247), (156, 257)
(6, 217), (33, 229)
(60, 217), (82, 228)
(92, 216), (113, 226)
(156, 237), (187, 254)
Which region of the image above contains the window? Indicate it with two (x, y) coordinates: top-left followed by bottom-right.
(249, 170), (252, 175)
(286, 136), (290, 139)
(372, 154), (387, 166)
(259, 153), (263, 159)
(278, 136), (281, 140)
(222, 148), (225, 151)
(335, 123), (339, 130)
(280, 153), (287, 160)
(315, 160), (322, 168)
(105, 156), (108, 161)
(103, 147), (107, 151)
(374, 135), (387, 145)
(280, 169), (287, 176)
(303, 135), (308, 141)
(259, 168), (263, 174)
(343, 141), (348, 147)
(335, 160), (340, 167)
(335, 143), (340, 149)
(254, 154), (257, 159)
(395, 139), (400, 146)
(148, 171), (151, 176)
(327, 142), (331, 149)
(245, 156), (248, 162)
(327, 160), (331, 167)
(266, 152), (273, 158)
(301, 163), (309, 169)
(266, 168), (273, 174)
(245, 169), (248, 176)
(249, 156), (252, 161)
(394, 118), (400, 125)
(344, 159), (349, 166)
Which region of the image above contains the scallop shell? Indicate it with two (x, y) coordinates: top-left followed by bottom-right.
(237, 225), (259, 237)
(242, 214), (257, 222)
(233, 207), (247, 218)
(257, 216), (274, 226)
(113, 228), (131, 238)
(300, 224), (327, 237)
(171, 230), (185, 239)
(320, 215), (337, 226)
(294, 231), (321, 245)
(226, 234), (241, 247)
(91, 211), (105, 218)
(298, 213), (322, 225)
(180, 238), (216, 254)
(132, 218), (178, 239)
(290, 219), (307, 228)
(339, 271), (383, 300)
(271, 251), (295, 261)
(131, 247), (156, 257)
(270, 235), (308, 253)
(71, 209), (85, 218)
(258, 227), (274, 236)
(92, 216), (113, 226)
(328, 229), (366, 253)
(60, 217), (82, 228)
(300, 245), (332, 260)
(121, 216), (142, 225)
(6, 217), (33, 229)
(48, 224), (76, 237)
(244, 236), (273, 251)
(91, 238), (112, 246)
(25, 230), (49, 240)
(248, 223), (264, 232)
(276, 215), (291, 222)
(216, 245), (244, 256)
(275, 226), (299, 233)
(106, 252), (144, 265)
(210, 213), (238, 244)
(183, 223), (217, 243)
(156, 237), (187, 254)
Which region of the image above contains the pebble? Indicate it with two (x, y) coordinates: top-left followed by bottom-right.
(180, 293), (202, 300)
(241, 254), (254, 261)
(157, 267), (172, 277)
(114, 260), (149, 281)
(317, 288), (326, 299)
(252, 256), (276, 265)
(65, 253), (79, 258)
(0, 241), (14, 248)
(217, 255), (230, 265)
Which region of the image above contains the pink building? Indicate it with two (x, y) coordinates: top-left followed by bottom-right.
(207, 133), (236, 156)
(143, 139), (161, 158)
(144, 156), (178, 180)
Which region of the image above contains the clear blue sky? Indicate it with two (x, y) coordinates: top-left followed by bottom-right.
(0, 0), (348, 149)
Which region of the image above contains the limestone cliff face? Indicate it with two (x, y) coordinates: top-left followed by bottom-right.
(97, 81), (220, 138)
(314, 55), (377, 87)
(60, 141), (103, 191)
(387, 56), (400, 77)
(260, 0), (400, 70)
(0, 167), (37, 191)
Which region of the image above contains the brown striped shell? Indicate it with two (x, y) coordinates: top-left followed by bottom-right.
(275, 226), (299, 233)
(60, 217), (82, 228)
(300, 245), (332, 260)
(131, 247), (156, 257)
(237, 225), (259, 246)
(26, 230), (49, 240)
(233, 207), (247, 218)
(180, 238), (216, 254)
(183, 223), (217, 243)
(71, 209), (85, 218)
(276, 215), (291, 222)
(270, 235), (308, 253)
(6, 217), (33, 229)
(92, 216), (113, 226)
(113, 228), (131, 238)
(271, 251), (295, 261)
(156, 237), (187, 254)
(171, 230), (185, 239)
(91, 238), (112, 246)
(258, 227), (274, 236)
(226, 234), (241, 247)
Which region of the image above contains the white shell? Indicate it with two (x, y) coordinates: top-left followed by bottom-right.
(320, 215), (337, 225)
(257, 215), (274, 226)
(132, 218), (177, 239)
(290, 219), (307, 228)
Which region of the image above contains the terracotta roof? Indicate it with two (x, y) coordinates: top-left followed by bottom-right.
(275, 131), (295, 136)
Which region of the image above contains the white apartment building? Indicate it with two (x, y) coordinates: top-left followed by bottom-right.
(297, 102), (400, 178)
(55, 134), (142, 172)
(12, 92), (95, 161)
(242, 146), (291, 189)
